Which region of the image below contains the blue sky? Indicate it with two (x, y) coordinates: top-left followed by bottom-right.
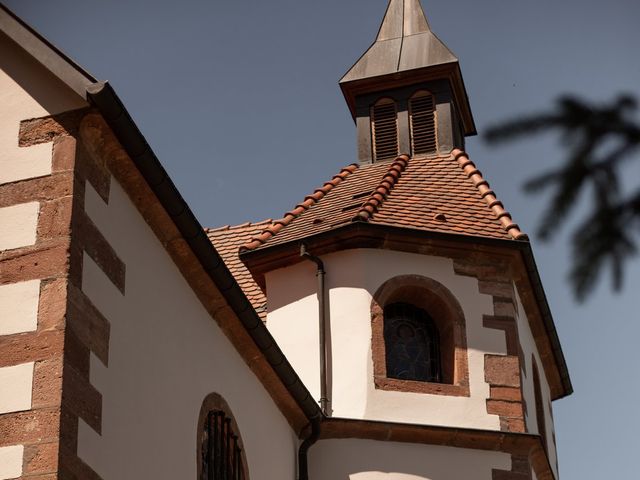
(5, 0), (639, 477)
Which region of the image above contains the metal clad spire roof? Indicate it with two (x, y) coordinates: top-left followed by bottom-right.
(377, 0), (405, 40)
(403, 0), (430, 35)
(378, 0), (429, 40)
(341, 0), (458, 83)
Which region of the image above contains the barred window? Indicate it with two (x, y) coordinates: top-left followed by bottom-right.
(371, 98), (399, 162)
(200, 410), (245, 480)
(384, 302), (441, 383)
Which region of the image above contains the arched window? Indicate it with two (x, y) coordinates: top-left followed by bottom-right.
(409, 91), (437, 156)
(371, 98), (399, 162)
(198, 394), (248, 480)
(384, 302), (441, 383)
(371, 275), (470, 397)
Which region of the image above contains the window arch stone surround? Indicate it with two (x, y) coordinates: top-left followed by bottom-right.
(371, 274), (470, 397)
(196, 392), (250, 480)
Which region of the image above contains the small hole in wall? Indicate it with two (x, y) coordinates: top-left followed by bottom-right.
(313, 218), (324, 225)
(434, 213), (447, 222)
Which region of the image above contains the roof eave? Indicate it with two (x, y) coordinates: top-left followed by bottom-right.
(241, 221), (522, 283)
(0, 4), (96, 99)
(519, 243), (573, 398)
(321, 417), (556, 480)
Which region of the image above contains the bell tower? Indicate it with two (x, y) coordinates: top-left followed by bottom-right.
(340, 0), (476, 163)
(238, 1), (572, 479)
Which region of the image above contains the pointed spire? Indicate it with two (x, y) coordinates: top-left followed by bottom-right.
(377, 0), (430, 41)
(341, 0), (458, 83)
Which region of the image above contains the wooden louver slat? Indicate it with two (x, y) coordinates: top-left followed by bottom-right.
(410, 93), (437, 156)
(372, 101), (399, 162)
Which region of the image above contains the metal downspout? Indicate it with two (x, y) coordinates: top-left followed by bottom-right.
(297, 417), (321, 480)
(298, 243), (331, 480)
(300, 244), (330, 416)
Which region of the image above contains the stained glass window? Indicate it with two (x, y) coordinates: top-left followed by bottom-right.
(384, 302), (441, 383)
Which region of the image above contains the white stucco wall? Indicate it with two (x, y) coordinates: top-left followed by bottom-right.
(0, 34), (86, 185)
(77, 181), (297, 479)
(309, 439), (511, 480)
(513, 287), (558, 478)
(266, 249), (508, 430)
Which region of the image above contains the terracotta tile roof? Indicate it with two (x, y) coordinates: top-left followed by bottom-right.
(206, 221), (272, 321)
(242, 164), (359, 251)
(241, 149), (527, 252)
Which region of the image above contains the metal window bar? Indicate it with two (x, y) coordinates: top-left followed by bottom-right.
(225, 418), (232, 478)
(206, 411), (213, 480)
(214, 412), (221, 479)
(232, 435), (239, 480)
(203, 410), (244, 480)
(222, 416), (227, 479)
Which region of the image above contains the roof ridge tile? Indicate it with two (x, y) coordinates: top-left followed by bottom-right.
(355, 154), (410, 222)
(241, 163), (359, 251)
(451, 149), (528, 241)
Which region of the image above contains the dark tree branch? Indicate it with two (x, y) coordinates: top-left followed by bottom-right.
(485, 94), (640, 301)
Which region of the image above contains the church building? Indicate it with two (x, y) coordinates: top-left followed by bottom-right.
(0, 1), (571, 479)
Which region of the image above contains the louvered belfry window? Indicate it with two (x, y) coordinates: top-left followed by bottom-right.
(409, 91), (437, 156)
(371, 98), (399, 162)
(201, 410), (245, 480)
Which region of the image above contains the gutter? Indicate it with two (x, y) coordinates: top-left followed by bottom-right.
(0, 4), (96, 98)
(86, 81), (323, 423)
